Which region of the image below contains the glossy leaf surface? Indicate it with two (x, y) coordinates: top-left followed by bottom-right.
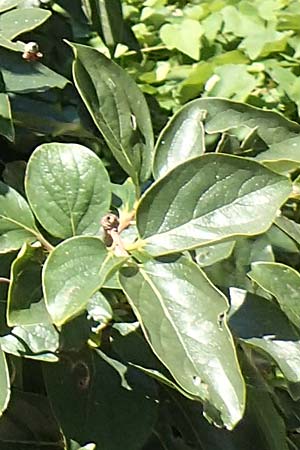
(196, 241), (235, 267)
(0, 324), (59, 362)
(71, 42), (153, 184)
(0, 181), (38, 253)
(245, 338), (300, 383)
(119, 257), (245, 429)
(249, 262), (300, 329)
(137, 154), (291, 255)
(164, 97), (300, 168)
(43, 237), (124, 325)
(0, 8), (51, 40)
(0, 47), (68, 93)
(25, 143), (111, 239)
(153, 102), (205, 179)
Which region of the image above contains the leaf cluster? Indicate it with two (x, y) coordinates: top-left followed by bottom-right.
(0, 1), (300, 450)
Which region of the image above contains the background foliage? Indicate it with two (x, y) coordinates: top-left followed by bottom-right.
(1, 0), (300, 449)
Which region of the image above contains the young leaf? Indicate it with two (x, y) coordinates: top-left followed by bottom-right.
(160, 19), (203, 60)
(119, 257), (245, 429)
(0, 181), (38, 253)
(249, 262), (300, 330)
(137, 154), (291, 255)
(25, 143), (111, 239)
(70, 42), (154, 184)
(7, 242), (50, 327)
(43, 236), (125, 326)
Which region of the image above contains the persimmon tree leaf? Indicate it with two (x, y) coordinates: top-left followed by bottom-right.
(0, 93), (14, 142)
(153, 103), (206, 179)
(7, 243), (49, 327)
(43, 236), (125, 326)
(25, 143), (111, 239)
(163, 98), (300, 170)
(119, 257), (245, 429)
(195, 241), (235, 267)
(0, 47), (69, 93)
(0, 181), (38, 253)
(137, 154), (291, 255)
(70, 42), (154, 185)
(0, 7), (51, 40)
(245, 338), (300, 383)
(0, 324), (59, 362)
(249, 262), (300, 330)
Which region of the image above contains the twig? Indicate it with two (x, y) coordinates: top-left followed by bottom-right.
(101, 213), (129, 256)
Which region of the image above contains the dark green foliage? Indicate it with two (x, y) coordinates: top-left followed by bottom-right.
(0, 1), (300, 449)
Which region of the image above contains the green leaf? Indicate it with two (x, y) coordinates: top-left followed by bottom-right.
(266, 224), (299, 254)
(205, 64), (257, 101)
(0, 7), (51, 39)
(7, 242), (50, 326)
(0, 47), (69, 93)
(44, 348), (158, 450)
(43, 236), (124, 326)
(160, 19), (203, 60)
(153, 102), (205, 179)
(70, 42), (154, 184)
(221, 5), (263, 38)
(204, 235), (274, 292)
(0, 348), (10, 415)
(111, 177), (136, 213)
(97, 0), (140, 51)
(0, 93), (14, 141)
(86, 291), (112, 324)
(137, 154), (291, 255)
(177, 51), (249, 103)
(10, 94), (94, 140)
(0, 34), (23, 52)
(249, 262), (300, 330)
(274, 215), (300, 246)
(0, 324), (59, 362)
(195, 241), (235, 267)
(245, 338), (300, 383)
(170, 98), (300, 166)
(0, 1), (18, 13)
(119, 257), (245, 429)
(246, 385), (289, 450)
(25, 143), (111, 239)
(0, 181), (38, 253)
(240, 29), (291, 60)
